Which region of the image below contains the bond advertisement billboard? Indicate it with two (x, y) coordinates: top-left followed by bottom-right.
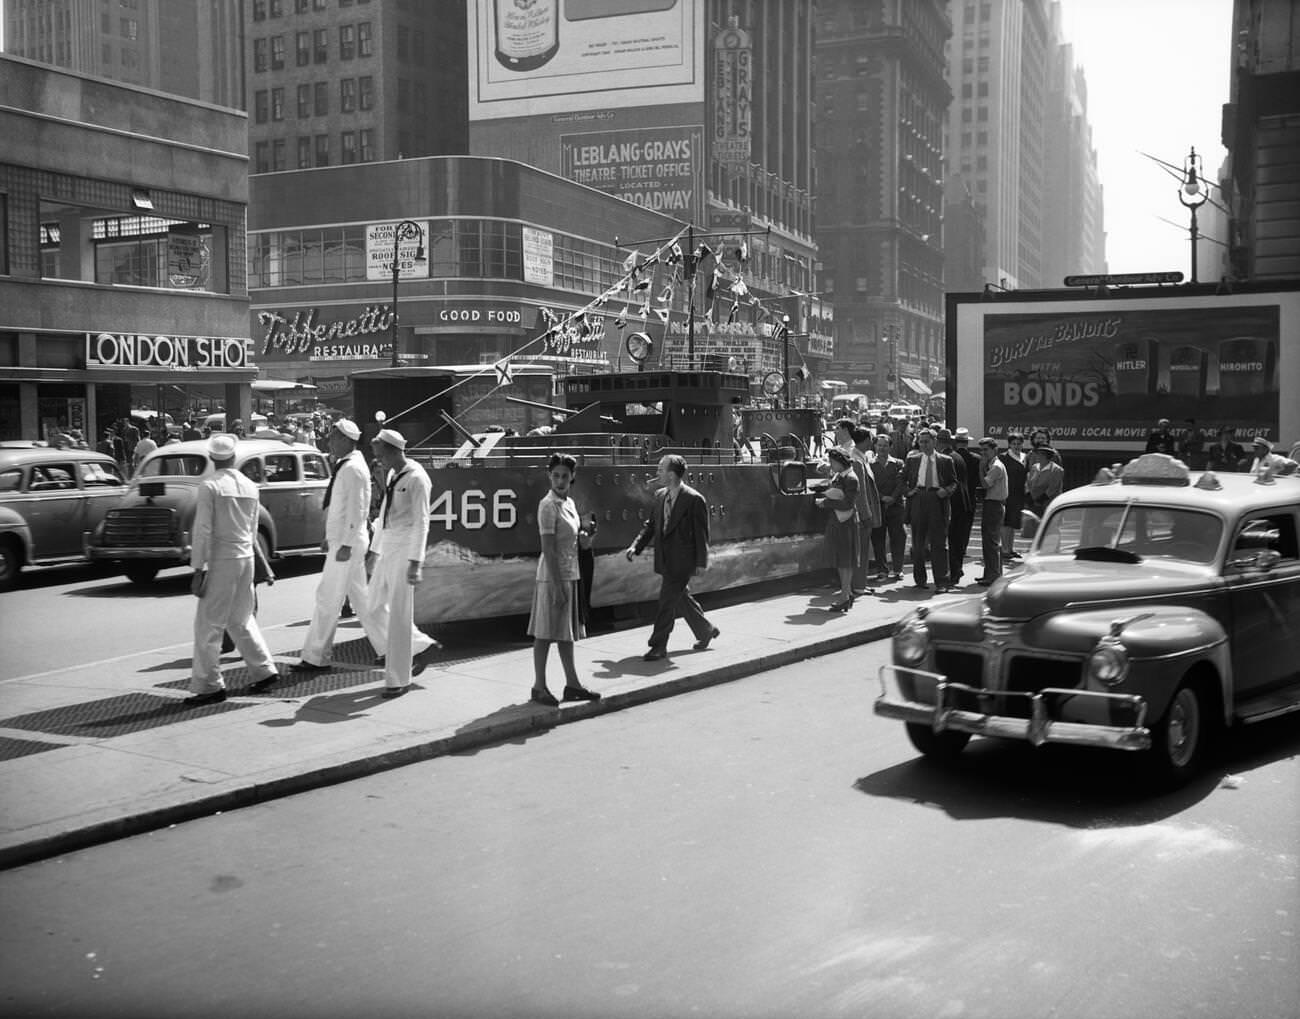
(559, 125), (703, 220)
(469, 0), (703, 120)
(967, 301), (1283, 447)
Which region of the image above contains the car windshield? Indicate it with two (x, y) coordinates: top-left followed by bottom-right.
(1037, 503), (1223, 564)
(138, 454), (208, 478)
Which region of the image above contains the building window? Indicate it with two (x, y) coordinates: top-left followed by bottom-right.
(296, 31), (310, 66)
(314, 28), (328, 63)
(314, 81), (329, 115)
(359, 129), (374, 162)
(253, 0), (266, 21)
(961, 83), (972, 98)
(315, 134), (329, 166)
(269, 0), (284, 16)
(397, 24), (409, 61)
(397, 78), (408, 112)
(340, 0), (353, 6)
(298, 137), (312, 169)
(358, 22), (372, 56)
(977, 81), (989, 97)
(255, 141), (270, 173)
(254, 89), (269, 123)
(977, 130), (988, 144)
(298, 83), (311, 118)
(962, 57), (973, 73)
(341, 131), (357, 164)
(977, 56), (989, 71)
(271, 35), (285, 69)
(340, 78), (357, 112)
(271, 87), (284, 121)
(296, 0), (310, 12)
(314, 0), (327, 8)
(272, 139), (287, 171)
(339, 24), (355, 59)
(358, 75), (374, 110)
(120, 17), (138, 39)
(254, 38), (268, 72)
(977, 106), (988, 122)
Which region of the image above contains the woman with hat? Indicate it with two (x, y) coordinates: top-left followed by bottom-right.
(527, 453), (601, 706)
(816, 446), (860, 612)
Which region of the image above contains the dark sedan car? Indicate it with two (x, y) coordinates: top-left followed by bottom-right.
(874, 453), (1300, 784)
(0, 445), (127, 588)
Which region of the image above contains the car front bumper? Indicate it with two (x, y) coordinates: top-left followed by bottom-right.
(874, 664), (1153, 751)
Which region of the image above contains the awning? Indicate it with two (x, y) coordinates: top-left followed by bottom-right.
(900, 376), (931, 397)
(252, 379), (318, 393)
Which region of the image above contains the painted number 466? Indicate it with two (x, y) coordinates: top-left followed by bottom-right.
(428, 489), (517, 530)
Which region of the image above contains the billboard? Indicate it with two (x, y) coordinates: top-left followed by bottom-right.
(946, 287), (1300, 451)
(365, 221), (431, 282)
(469, 0), (704, 120)
(559, 125), (703, 221)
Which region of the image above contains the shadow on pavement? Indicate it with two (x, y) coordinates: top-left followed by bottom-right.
(451, 701), (558, 751)
(588, 655), (677, 680)
(260, 686), (411, 727)
(854, 713), (1300, 828)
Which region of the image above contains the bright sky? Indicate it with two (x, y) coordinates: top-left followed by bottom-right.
(1057, 0), (1234, 276)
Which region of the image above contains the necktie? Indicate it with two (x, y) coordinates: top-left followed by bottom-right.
(663, 491), (675, 531)
(383, 467), (408, 526)
(322, 459), (340, 510)
(924, 455), (934, 489)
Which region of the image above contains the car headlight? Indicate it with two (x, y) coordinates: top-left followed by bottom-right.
(893, 615), (931, 667)
(1087, 639), (1130, 687)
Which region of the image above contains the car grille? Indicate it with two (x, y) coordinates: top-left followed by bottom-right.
(103, 507), (176, 546)
(1007, 656), (1083, 694)
(935, 649), (984, 687)
(982, 615), (1022, 644)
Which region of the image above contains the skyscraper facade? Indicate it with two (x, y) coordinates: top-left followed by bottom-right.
(3, 0), (245, 109)
(814, 0), (950, 399)
(244, 0), (468, 174)
(944, 0), (1104, 291)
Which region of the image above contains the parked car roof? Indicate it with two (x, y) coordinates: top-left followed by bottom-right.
(0, 447), (120, 468)
(135, 437), (323, 471)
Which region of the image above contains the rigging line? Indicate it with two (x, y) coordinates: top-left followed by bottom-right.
(382, 228), (690, 426)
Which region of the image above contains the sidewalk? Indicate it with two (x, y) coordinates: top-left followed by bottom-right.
(0, 578), (949, 870)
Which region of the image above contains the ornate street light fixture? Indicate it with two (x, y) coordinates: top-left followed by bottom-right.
(389, 220), (426, 367)
(1177, 147), (1210, 284)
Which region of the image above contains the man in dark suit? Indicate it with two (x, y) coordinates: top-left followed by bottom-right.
(940, 427), (978, 585)
(626, 454), (718, 661)
(1205, 426), (1245, 472)
(870, 432), (907, 580)
(903, 428), (958, 592)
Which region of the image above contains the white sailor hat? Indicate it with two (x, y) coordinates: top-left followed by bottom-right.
(1252, 435), (1272, 450)
(208, 433), (237, 460)
(333, 418), (361, 441)
(372, 427), (407, 450)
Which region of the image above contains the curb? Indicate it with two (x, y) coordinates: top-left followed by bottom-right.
(0, 623), (892, 871)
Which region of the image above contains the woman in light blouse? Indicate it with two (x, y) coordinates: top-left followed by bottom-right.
(528, 453), (601, 707)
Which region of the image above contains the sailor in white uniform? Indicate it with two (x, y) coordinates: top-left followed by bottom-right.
(293, 418), (384, 671)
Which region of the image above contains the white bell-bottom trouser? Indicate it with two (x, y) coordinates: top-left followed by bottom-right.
(299, 549), (383, 665)
(367, 550), (432, 689)
(191, 557), (275, 694)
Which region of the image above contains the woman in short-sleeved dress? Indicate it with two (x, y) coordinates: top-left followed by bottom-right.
(817, 448), (860, 613)
(528, 453), (601, 707)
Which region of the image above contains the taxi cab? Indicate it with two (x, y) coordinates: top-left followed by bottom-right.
(874, 453), (1300, 783)
(85, 438), (329, 584)
(0, 446), (126, 588)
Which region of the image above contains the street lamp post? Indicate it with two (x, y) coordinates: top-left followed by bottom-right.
(1177, 146), (1210, 284)
(388, 219), (426, 368)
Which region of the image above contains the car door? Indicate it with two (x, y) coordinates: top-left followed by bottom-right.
(1223, 507), (1300, 702)
(78, 459), (127, 539)
(299, 451), (331, 547)
(24, 461), (84, 559)
(259, 451), (305, 549)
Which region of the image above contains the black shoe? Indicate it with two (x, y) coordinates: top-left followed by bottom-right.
(290, 660), (328, 674)
(890, 572), (903, 581)
(412, 659), (427, 678)
(183, 689), (227, 707)
(643, 649), (667, 662)
(829, 597), (854, 613)
(974, 576), (999, 586)
(693, 626), (720, 651)
(381, 686), (409, 699)
(530, 687), (559, 707)
(247, 672), (278, 692)
(562, 685), (601, 702)
(913, 582), (930, 590)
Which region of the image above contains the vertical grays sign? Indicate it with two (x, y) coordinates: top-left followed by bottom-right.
(712, 22), (752, 168)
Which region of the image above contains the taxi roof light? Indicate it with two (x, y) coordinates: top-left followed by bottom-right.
(1120, 452), (1191, 487)
(1194, 471), (1223, 491)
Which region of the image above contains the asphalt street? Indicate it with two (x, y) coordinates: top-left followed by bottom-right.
(1, 644), (1297, 1019)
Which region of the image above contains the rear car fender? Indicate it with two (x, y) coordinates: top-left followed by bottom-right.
(257, 506), (278, 553)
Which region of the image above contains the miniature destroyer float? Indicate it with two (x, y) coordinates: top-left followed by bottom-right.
(351, 364), (828, 625)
